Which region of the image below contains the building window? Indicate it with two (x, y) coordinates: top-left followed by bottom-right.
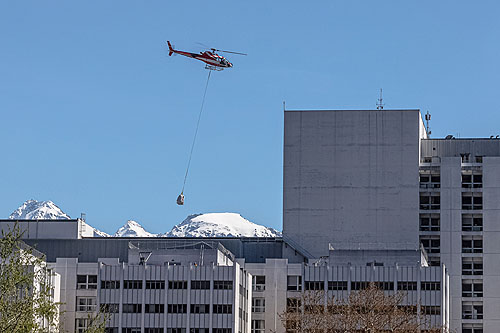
(76, 296), (96, 312)
(286, 298), (301, 313)
(462, 236), (483, 253)
(123, 280), (143, 289)
(420, 236), (440, 254)
(252, 298), (265, 313)
(189, 330), (209, 333)
(100, 303), (119, 313)
(462, 214), (483, 231)
(427, 256), (441, 267)
(145, 329), (164, 333)
(190, 304), (210, 314)
(305, 281), (323, 290)
(191, 280), (210, 290)
(145, 304), (165, 313)
(421, 282), (440, 291)
(251, 319), (265, 333)
(328, 281), (348, 290)
(462, 173), (483, 188)
(213, 281), (233, 290)
(419, 193), (440, 210)
(419, 213), (440, 231)
(101, 280), (120, 289)
(122, 329), (141, 333)
(167, 330), (186, 333)
(287, 276), (302, 291)
(105, 328), (119, 333)
(462, 301), (483, 319)
(213, 304), (232, 314)
(462, 280), (483, 297)
(351, 282), (370, 290)
(462, 257), (483, 276)
(77, 275), (97, 289)
(146, 280), (165, 289)
(421, 305), (441, 315)
(252, 275), (265, 291)
(462, 193), (483, 210)
(213, 329), (232, 333)
(419, 173), (440, 189)
(76, 319), (90, 333)
(122, 304), (142, 313)
(167, 304), (187, 313)
(462, 323), (483, 333)
(168, 280), (187, 289)
(397, 281), (417, 291)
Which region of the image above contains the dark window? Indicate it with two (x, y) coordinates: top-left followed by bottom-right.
(146, 280), (165, 289)
(421, 306), (441, 315)
(252, 275), (266, 291)
(213, 281), (233, 290)
(462, 258), (483, 276)
(420, 193), (440, 210)
(419, 214), (440, 231)
(123, 280), (142, 289)
(351, 282), (370, 290)
(287, 276), (302, 291)
(190, 304), (210, 314)
(191, 280), (210, 290)
(213, 329), (232, 333)
(420, 236), (440, 254)
(305, 281), (323, 290)
(101, 280), (120, 289)
(145, 329), (164, 333)
(122, 304), (142, 313)
(462, 237), (483, 253)
(100, 303), (119, 313)
(462, 193), (483, 210)
(328, 281), (348, 290)
(286, 298), (301, 313)
(462, 214), (483, 232)
(398, 281), (417, 291)
(168, 281), (187, 289)
(167, 304), (187, 313)
(77, 275), (97, 289)
(462, 281), (483, 297)
(212, 304), (232, 314)
(145, 304), (164, 313)
(421, 282), (441, 291)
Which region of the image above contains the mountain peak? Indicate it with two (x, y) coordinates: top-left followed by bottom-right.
(9, 199), (71, 220)
(166, 212), (281, 237)
(113, 220), (157, 237)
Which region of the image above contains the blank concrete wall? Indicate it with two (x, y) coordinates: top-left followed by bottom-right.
(283, 110), (421, 257)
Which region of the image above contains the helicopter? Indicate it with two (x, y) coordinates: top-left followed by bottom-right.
(167, 41), (246, 71)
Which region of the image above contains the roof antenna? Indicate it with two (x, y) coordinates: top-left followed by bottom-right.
(425, 111), (432, 137)
(376, 88), (384, 110)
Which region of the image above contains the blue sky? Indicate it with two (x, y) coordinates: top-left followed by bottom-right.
(1, 1), (499, 234)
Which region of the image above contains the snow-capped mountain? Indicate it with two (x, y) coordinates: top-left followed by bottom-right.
(113, 220), (158, 237)
(9, 199), (71, 220)
(165, 213), (281, 238)
(8, 200), (281, 238)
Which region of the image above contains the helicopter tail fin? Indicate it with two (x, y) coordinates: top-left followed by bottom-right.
(167, 41), (174, 56)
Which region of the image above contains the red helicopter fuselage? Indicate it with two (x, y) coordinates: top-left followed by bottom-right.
(167, 41), (232, 69)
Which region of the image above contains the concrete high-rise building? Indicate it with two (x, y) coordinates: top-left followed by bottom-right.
(283, 108), (500, 333)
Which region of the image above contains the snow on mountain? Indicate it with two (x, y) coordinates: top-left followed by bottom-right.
(9, 199), (71, 220)
(165, 213), (281, 238)
(113, 220), (158, 237)
(80, 222), (110, 237)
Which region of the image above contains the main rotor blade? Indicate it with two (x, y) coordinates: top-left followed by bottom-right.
(218, 50), (247, 56)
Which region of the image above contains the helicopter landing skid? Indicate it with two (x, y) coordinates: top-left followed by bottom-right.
(205, 65), (224, 71)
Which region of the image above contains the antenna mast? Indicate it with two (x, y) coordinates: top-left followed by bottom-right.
(425, 111), (432, 137)
(376, 88), (384, 110)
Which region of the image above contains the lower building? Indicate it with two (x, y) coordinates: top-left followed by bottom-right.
(0, 221), (449, 333)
